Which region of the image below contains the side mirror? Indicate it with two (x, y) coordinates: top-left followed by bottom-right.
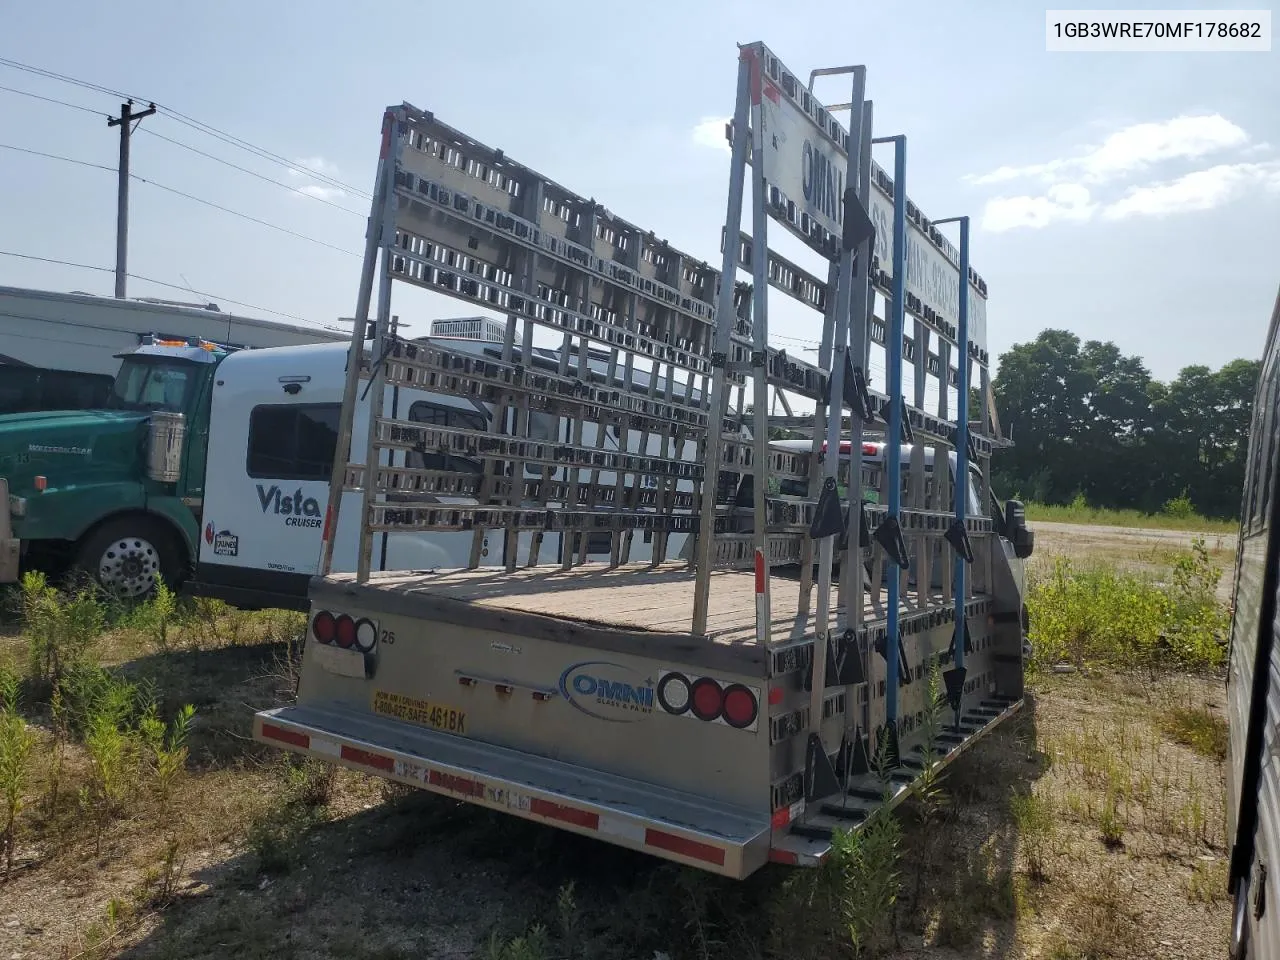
(1005, 498), (1035, 559)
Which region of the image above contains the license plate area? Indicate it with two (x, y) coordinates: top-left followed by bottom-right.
(373, 690), (467, 735)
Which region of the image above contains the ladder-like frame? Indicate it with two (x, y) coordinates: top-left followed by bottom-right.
(694, 43), (997, 795)
(314, 49), (1000, 806)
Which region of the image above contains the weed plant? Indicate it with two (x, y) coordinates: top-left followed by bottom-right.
(1027, 540), (1228, 672)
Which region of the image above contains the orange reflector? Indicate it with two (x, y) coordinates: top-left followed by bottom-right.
(34, 476), (47, 493)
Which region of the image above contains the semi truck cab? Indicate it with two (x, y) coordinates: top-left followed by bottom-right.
(0, 336), (227, 595)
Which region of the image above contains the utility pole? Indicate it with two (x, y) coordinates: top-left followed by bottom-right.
(107, 99), (156, 299)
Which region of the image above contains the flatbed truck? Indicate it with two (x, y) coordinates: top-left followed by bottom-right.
(253, 44), (1033, 877)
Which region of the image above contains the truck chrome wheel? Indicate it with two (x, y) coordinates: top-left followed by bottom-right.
(96, 536), (161, 597)
(74, 516), (186, 600)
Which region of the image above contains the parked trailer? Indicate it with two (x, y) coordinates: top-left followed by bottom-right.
(254, 45), (1033, 877)
(1226, 284), (1280, 960)
(0, 285), (348, 380)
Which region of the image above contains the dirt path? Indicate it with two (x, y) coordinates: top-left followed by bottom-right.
(1030, 520), (1237, 555)
(1029, 520), (1238, 603)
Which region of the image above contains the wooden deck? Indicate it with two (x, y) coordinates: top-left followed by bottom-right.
(326, 562), (815, 650)
(317, 562), (975, 674)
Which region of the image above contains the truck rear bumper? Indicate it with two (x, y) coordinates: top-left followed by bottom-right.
(253, 702), (773, 878)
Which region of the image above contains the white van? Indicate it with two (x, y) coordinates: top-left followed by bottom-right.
(190, 337), (702, 609)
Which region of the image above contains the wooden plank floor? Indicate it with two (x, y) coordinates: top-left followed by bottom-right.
(333, 562), (816, 647)
(330, 563), (968, 648)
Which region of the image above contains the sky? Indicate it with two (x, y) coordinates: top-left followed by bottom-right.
(1, 0), (1277, 391)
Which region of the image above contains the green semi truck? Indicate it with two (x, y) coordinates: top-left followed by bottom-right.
(0, 336), (225, 596)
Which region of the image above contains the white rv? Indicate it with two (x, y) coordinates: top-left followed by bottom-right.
(190, 329), (703, 609)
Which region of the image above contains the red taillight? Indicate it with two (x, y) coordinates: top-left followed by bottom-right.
(690, 677), (723, 722)
(862, 443), (878, 456)
(335, 614), (357, 648)
(312, 611), (336, 644)
(722, 684), (759, 729)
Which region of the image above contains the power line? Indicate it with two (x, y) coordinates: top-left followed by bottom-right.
(157, 110), (372, 200)
(133, 176), (362, 257)
(0, 250), (328, 325)
(0, 82), (109, 117)
(136, 127), (365, 216)
(0, 142), (362, 258)
(0, 56), (373, 200)
(0, 56), (143, 104)
(0, 87), (368, 216)
(0, 142), (115, 172)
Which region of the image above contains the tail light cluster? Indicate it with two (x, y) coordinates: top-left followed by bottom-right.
(656, 671), (760, 732)
(311, 609), (378, 654)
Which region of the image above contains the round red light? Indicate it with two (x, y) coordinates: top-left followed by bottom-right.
(312, 611), (336, 644)
(690, 678), (723, 722)
(335, 614), (357, 648)
(721, 684), (758, 729)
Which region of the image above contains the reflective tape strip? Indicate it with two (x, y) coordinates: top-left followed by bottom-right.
(769, 848), (799, 865)
(599, 814), (646, 845)
(530, 797), (600, 830)
(311, 737), (341, 759)
(428, 769), (484, 798)
(341, 744), (394, 773)
(770, 799), (805, 829)
(645, 828), (726, 867)
(261, 723), (309, 750)
(262, 721), (731, 869)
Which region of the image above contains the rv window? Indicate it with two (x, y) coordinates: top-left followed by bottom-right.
(523, 412), (561, 478)
(571, 531), (614, 556)
(406, 400), (487, 474)
(247, 404), (340, 481)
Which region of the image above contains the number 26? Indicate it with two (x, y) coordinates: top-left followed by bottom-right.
(381, 629), (396, 645)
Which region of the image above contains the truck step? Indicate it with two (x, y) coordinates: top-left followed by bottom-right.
(788, 812), (854, 841)
(819, 801), (871, 822)
(769, 831), (832, 867)
(253, 703), (770, 879)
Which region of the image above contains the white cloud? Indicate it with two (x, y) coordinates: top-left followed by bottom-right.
(296, 183), (346, 201)
(284, 156), (347, 202)
(981, 161), (1280, 230)
(967, 114), (1250, 186)
(981, 183), (1097, 232)
(1102, 161), (1280, 220)
(691, 117), (731, 153)
(287, 155), (342, 180)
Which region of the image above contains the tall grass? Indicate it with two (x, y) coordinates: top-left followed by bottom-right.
(1023, 493), (1236, 534)
(0, 667), (35, 877)
(1026, 539), (1229, 672)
